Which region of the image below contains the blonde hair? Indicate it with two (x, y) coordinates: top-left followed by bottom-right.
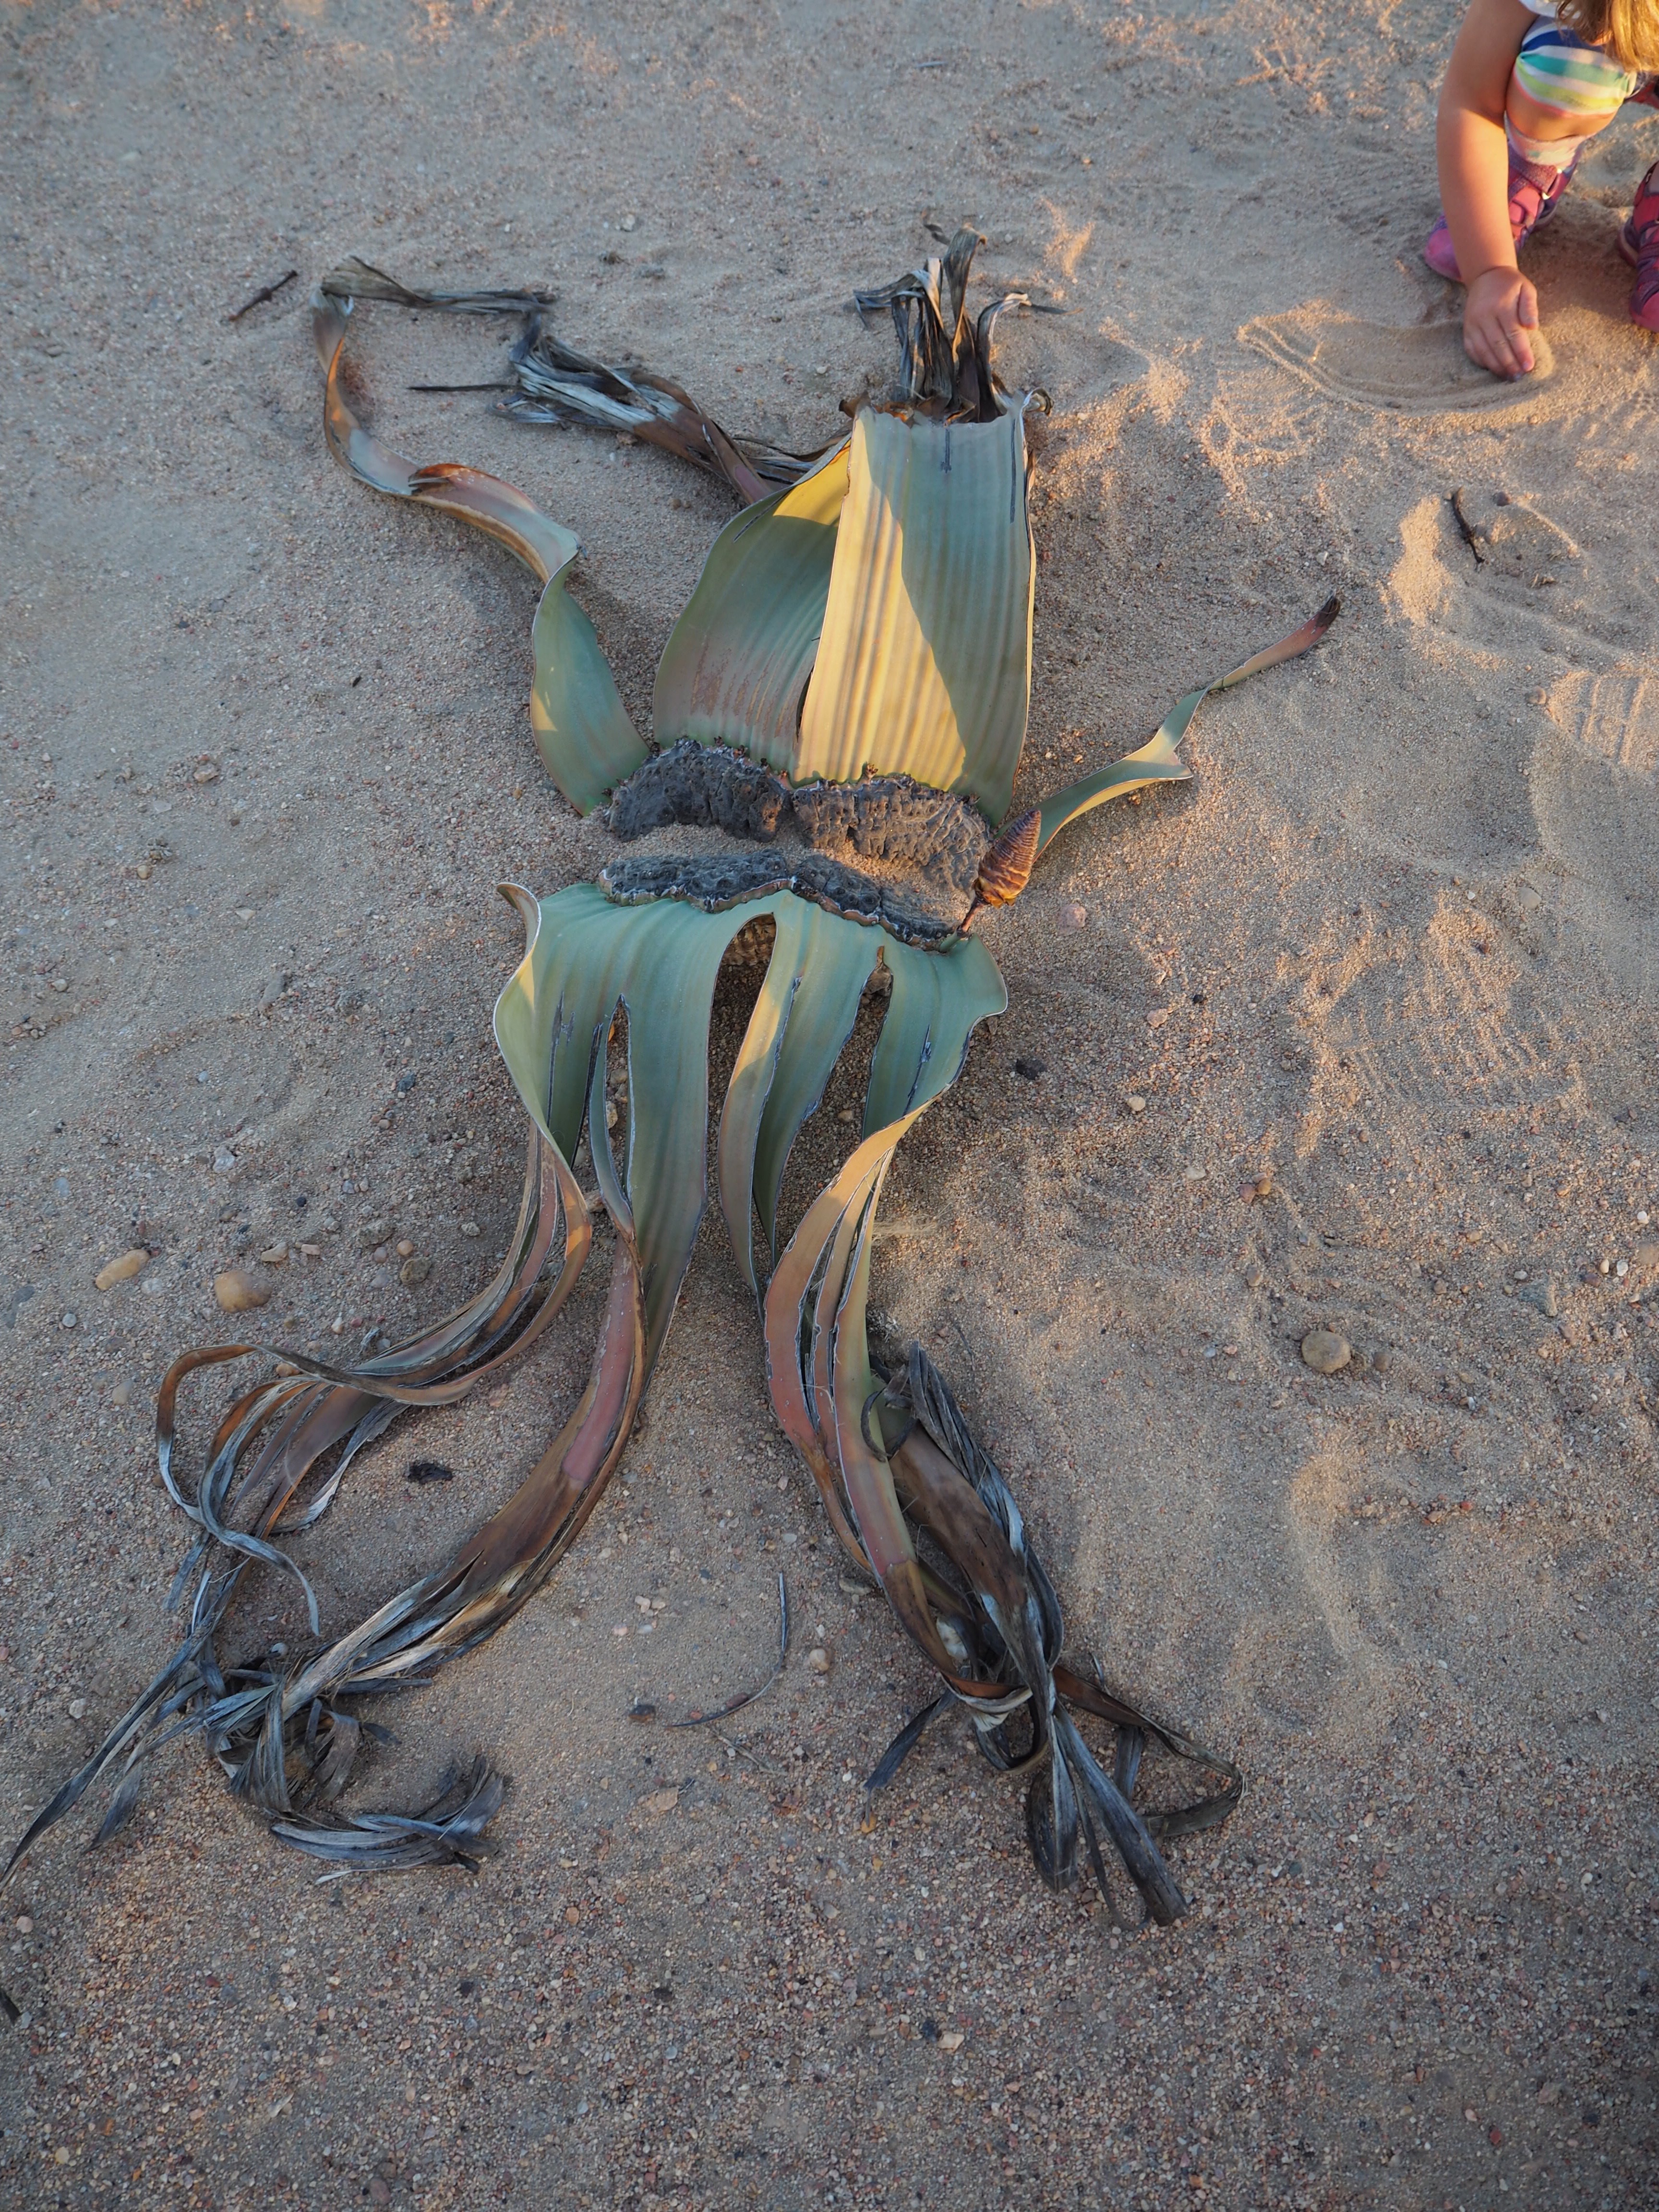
(1556, 0), (1659, 73)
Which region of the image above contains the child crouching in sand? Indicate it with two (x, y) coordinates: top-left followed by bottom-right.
(1428, 0), (1659, 376)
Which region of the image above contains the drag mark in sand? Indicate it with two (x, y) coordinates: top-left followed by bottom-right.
(1240, 306), (1556, 413)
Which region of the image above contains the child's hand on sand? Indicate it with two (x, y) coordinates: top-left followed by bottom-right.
(1463, 265), (1539, 377)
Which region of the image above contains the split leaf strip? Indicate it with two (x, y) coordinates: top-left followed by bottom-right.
(828, 1173), (1006, 1695)
(764, 1130), (911, 1577)
(717, 897), (872, 1296)
(863, 927), (1006, 1134)
(314, 292), (645, 814)
(272, 1759), (506, 1875)
(318, 257), (556, 313)
(318, 257), (826, 501)
(507, 327), (775, 505)
(1034, 597), (1341, 858)
(0, 1077), (616, 1880)
(861, 1348), (1233, 1923)
(853, 224), (1038, 421)
(494, 885), (1003, 1369)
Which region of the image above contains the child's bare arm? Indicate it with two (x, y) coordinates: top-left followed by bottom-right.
(1437, 0), (1538, 376)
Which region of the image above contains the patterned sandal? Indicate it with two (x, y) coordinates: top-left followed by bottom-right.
(1618, 158), (1659, 331)
(1423, 146), (1579, 280)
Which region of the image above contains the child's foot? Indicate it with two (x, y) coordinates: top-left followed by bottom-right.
(1618, 159), (1659, 330)
(1423, 151), (1575, 280)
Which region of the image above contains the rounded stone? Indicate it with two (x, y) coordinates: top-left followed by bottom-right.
(95, 1248), (149, 1291)
(214, 1269), (270, 1314)
(1301, 1329), (1351, 1376)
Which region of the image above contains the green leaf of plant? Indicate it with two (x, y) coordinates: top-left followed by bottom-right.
(527, 553), (648, 814)
(825, 1174), (998, 1690)
(315, 293), (645, 817)
(761, 1121), (915, 1565)
(1032, 727), (1192, 857)
(1034, 597), (1340, 858)
(717, 898), (875, 1295)
(864, 930), (1007, 1136)
(794, 409), (1034, 822)
(745, 911), (879, 1279)
(495, 883), (771, 1368)
(651, 445), (849, 772)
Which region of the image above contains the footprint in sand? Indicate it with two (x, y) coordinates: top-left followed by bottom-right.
(1389, 492), (1658, 986)
(1241, 306), (1555, 413)
(1269, 1446), (1431, 1708)
(1532, 669), (1659, 963)
(1548, 668), (1659, 778)
(1390, 489), (1610, 660)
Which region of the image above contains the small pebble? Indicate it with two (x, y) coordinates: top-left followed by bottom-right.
(1146, 1008), (1170, 1030)
(1126, 1095), (1147, 1115)
(14, 1916), (32, 1935)
(806, 1647), (831, 1675)
(1183, 1164), (1207, 1183)
(214, 1269), (270, 1313)
(1057, 902), (1087, 931)
(396, 1238), (414, 1258)
(1301, 1329), (1351, 1376)
(400, 1255), (433, 1287)
(109, 1381), (131, 1408)
(60, 1310), (77, 1330)
(68, 1698), (86, 1720)
(460, 1221), (481, 1239)
(258, 1242), (288, 1266)
(95, 1248), (149, 1291)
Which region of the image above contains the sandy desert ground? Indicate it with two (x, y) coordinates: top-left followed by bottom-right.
(1, 1), (1657, 2207)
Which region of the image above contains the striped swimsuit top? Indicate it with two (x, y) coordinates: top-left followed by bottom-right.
(1511, 2), (1656, 166)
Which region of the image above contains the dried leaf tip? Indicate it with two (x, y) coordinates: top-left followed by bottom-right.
(964, 807), (1039, 926)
